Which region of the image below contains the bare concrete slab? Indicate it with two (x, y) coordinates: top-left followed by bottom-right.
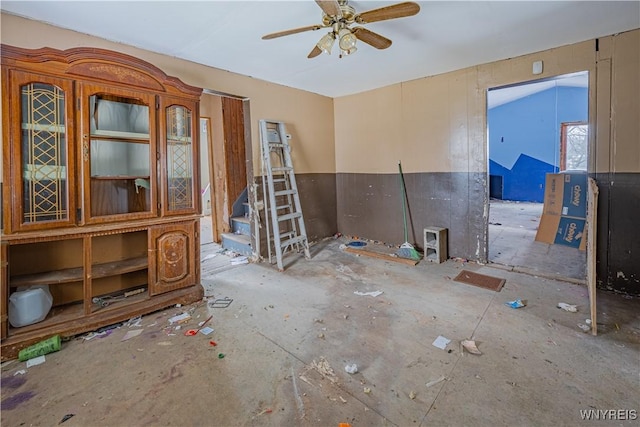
(1, 239), (637, 426)
(489, 200), (587, 282)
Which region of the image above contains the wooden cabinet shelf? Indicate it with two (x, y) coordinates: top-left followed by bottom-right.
(11, 267), (83, 288)
(91, 176), (150, 180)
(91, 129), (150, 140)
(1, 44), (204, 360)
(92, 256), (147, 279)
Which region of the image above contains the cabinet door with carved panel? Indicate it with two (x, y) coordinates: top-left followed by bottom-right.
(148, 221), (197, 295)
(159, 96), (200, 216)
(2, 70), (77, 233)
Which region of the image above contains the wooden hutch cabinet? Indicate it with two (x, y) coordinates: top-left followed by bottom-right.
(1, 45), (204, 360)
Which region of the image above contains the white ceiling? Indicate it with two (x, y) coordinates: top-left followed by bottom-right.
(2, 1), (639, 98)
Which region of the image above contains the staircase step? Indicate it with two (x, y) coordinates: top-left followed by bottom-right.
(221, 232), (252, 256)
(231, 216), (251, 235)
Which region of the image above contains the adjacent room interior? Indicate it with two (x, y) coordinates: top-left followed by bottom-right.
(1, 1), (638, 426)
(487, 72), (589, 281)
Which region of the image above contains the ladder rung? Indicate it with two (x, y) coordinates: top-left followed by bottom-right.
(280, 235), (307, 248)
(272, 178), (287, 183)
(278, 212), (302, 222)
(272, 167), (293, 172)
(275, 204), (291, 210)
(269, 143), (285, 148)
(279, 231), (294, 238)
(274, 189), (297, 197)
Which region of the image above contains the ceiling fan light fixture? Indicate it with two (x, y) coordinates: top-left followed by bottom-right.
(340, 46), (358, 57)
(316, 32), (335, 55)
(338, 28), (357, 51)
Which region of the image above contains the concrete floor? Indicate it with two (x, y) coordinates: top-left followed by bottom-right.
(1, 238), (638, 426)
(489, 200), (587, 282)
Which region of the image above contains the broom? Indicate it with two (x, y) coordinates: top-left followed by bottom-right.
(396, 161), (421, 261)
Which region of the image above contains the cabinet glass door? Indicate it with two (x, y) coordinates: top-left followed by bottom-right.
(8, 71), (76, 232)
(80, 84), (157, 222)
(161, 99), (199, 215)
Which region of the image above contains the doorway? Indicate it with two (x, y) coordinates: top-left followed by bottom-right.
(199, 117), (214, 245)
(487, 72), (588, 281)
(199, 92), (252, 247)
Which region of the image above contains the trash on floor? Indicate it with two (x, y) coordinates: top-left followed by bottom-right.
(344, 246), (419, 265)
(26, 355), (46, 368)
(344, 363), (358, 374)
(354, 291), (383, 297)
(218, 353), (226, 359)
(557, 302), (578, 312)
(409, 390), (417, 399)
(505, 299), (527, 309)
(200, 327), (214, 335)
(425, 376), (446, 388)
(19, 335), (61, 362)
(58, 414), (75, 424)
(208, 297), (233, 308)
(168, 313), (191, 324)
(363, 387), (372, 394)
(347, 241), (367, 247)
(201, 253), (217, 262)
(124, 316), (143, 328)
(454, 270), (506, 292)
(121, 329), (143, 341)
(185, 315), (213, 336)
(230, 256), (249, 265)
(309, 357), (338, 383)
(461, 339), (482, 355)
(13, 370), (26, 376)
(578, 323), (591, 332)
(432, 335), (451, 350)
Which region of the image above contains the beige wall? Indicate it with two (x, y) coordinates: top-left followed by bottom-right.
(0, 13), (336, 175)
(607, 30), (639, 173)
(335, 30), (639, 175)
(2, 12), (637, 178)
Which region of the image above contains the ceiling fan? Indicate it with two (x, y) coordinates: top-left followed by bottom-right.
(262, 0), (420, 58)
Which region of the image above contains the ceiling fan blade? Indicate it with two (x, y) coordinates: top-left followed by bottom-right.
(315, 0), (342, 18)
(308, 45), (323, 59)
(355, 1), (420, 24)
(352, 27), (392, 49)
(262, 24), (324, 40)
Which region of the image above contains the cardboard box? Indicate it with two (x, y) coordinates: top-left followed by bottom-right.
(535, 172), (587, 250)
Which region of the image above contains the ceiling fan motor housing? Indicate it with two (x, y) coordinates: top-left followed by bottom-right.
(322, 2), (356, 26)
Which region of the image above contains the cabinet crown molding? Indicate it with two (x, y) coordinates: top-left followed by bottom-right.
(1, 44), (202, 97)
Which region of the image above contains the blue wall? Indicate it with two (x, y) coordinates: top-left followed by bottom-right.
(488, 86), (587, 202)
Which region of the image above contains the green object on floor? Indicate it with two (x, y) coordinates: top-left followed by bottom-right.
(18, 335), (61, 362)
(396, 161), (421, 261)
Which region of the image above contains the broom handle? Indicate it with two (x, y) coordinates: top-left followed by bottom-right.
(399, 162), (409, 243)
